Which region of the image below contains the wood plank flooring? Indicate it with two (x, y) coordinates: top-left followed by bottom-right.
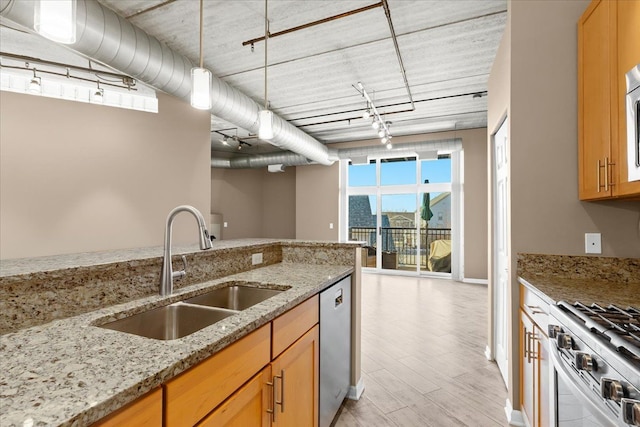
(334, 274), (509, 427)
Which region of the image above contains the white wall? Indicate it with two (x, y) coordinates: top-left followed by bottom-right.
(0, 91), (211, 259)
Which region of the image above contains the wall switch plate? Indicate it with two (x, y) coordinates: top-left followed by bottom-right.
(585, 233), (601, 254)
(252, 253), (263, 265)
(329, 223), (334, 229)
(223, 222), (228, 228)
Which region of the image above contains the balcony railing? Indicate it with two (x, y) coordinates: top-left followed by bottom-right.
(349, 226), (451, 269)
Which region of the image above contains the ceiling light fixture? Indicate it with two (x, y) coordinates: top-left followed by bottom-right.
(362, 103), (371, 120)
(93, 82), (104, 103)
(28, 69), (42, 94)
(34, 0), (77, 44)
(258, 0), (274, 140)
(190, 0), (212, 110)
(358, 82), (392, 147)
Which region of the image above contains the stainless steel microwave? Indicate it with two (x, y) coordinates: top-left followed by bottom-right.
(626, 64), (640, 182)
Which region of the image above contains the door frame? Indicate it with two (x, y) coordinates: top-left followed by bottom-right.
(491, 115), (510, 386)
(340, 152), (462, 279)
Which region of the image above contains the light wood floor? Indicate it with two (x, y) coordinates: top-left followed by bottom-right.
(334, 273), (509, 427)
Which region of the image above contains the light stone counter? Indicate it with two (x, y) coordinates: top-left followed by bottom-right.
(517, 253), (640, 307)
(0, 240), (360, 427)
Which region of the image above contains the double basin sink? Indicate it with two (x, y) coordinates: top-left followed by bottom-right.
(99, 282), (286, 340)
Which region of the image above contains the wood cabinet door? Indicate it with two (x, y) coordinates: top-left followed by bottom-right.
(92, 388), (162, 427)
(520, 311), (536, 427)
(535, 325), (550, 427)
(614, 0), (640, 197)
(579, 0), (614, 200)
(271, 325), (319, 427)
(199, 366), (272, 427)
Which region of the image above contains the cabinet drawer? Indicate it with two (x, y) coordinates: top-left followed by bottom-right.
(164, 324), (271, 427)
(92, 388), (162, 427)
(272, 295), (319, 359)
(520, 284), (549, 333)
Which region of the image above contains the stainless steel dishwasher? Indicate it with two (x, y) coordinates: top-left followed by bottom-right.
(319, 275), (351, 427)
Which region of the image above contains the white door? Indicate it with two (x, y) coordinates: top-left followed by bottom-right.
(493, 117), (509, 385)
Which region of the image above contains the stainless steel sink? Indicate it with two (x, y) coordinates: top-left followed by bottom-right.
(183, 283), (285, 311)
(99, 302), (235, 340)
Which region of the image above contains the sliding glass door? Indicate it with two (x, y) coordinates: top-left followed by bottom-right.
(345, 154), (454, 276)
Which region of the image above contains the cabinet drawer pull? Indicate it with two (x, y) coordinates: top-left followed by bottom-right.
(279, 369), (285, 413)
(606, 157), (615, 189)
(267, 377), (276, 422)
(526, 305), (545, 315)
(597, 159), (602, 192)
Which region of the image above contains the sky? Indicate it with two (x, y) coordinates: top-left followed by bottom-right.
(348, 157), (451, 212)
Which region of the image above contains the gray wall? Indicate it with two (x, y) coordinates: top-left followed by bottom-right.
(211, 167), (297, 239)
(0, 91), (211, 259)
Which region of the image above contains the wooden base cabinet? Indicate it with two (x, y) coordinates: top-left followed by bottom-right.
(578, 0), (640, 200)
(200, 366), (273, 427)
(520, 282), (550, 427)
(271, 325), (319, 427)
(92, 388), (162, 427)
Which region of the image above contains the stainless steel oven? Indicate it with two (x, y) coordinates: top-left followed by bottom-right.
(626, 64), (640, 182)
(549, 302), (640, 426)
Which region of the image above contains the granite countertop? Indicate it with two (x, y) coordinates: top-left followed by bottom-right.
(518, 275), (640, 308)
(0, 238), (357, 277)
(0, 261), (354, 426)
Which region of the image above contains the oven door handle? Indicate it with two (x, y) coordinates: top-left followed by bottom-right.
(549, 343), (620, 426)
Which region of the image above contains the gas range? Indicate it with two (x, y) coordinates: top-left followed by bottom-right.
(549, 301), (640, 426)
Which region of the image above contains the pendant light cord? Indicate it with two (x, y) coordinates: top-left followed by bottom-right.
(264, 0), (268, 109)
(199, 0), (204, 68)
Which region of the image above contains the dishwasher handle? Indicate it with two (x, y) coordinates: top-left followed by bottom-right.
(334, 289), (343, 308)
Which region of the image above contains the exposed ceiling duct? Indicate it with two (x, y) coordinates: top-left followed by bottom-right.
(0, 0), (334, 166)
(211, 138), (462, 168)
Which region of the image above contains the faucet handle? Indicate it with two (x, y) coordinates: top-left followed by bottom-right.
(171, 255), (188, 280)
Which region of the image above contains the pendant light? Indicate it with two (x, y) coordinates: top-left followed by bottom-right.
(258, 0), (274, 140)
(34, 0), (77, 44)
(28, 69), (42, 94)
(190, 0), (212, 110)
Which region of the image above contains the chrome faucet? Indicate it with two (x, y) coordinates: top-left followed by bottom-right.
(160, 205), (212, 296)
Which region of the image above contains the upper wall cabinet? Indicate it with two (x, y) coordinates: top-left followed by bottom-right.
(578, 0), (640, 200)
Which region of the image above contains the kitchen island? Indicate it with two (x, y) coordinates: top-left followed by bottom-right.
(0, 239), (362, 426)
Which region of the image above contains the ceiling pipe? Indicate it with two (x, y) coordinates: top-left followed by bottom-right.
(0, 0), (334, 166)
(211, 138), (462, 168)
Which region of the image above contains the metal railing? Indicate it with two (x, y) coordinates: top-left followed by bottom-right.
(349, 227), (451, 268)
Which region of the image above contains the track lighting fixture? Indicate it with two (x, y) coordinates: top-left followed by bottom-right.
(190, 0), (212, 110)
(28, 69), (42, 94)
(34, 0), (77, 44)
(358, 82), (393, 145)
(362, 104), (371, 120)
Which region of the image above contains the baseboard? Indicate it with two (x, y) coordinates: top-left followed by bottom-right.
(504, 398), (525, 426)
(462, 278), (488, 285)
(485, 345), (494, 361)
(347, 377), (365, 400)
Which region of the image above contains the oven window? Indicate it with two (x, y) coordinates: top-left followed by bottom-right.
(555, 372), (613, 426)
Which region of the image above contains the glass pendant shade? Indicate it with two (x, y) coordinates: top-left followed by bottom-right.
(190, 67), (212, 110)
(34, 0), (77, 44)
(259, 110), (274, 140)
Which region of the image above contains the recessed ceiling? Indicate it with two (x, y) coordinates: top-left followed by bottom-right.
(1, 0), (507, 159)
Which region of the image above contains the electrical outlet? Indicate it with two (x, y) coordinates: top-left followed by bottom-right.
(585, 233), (601, 254)
(252, 253), (263, 265)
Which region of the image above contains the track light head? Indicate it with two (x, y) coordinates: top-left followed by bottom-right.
(372, 120), (380, 130)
